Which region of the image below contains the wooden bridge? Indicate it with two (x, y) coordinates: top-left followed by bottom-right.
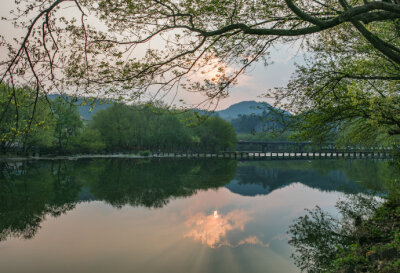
(236, 140), (392, 153)
(152, 150), (393, 160)
(150, 141), (394, 160)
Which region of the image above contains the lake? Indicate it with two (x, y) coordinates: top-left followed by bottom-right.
(0, 158), (396, 273)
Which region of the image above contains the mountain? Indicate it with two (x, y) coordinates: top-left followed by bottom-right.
(76, 99), (112, 120)
(47, 95), (283, 125)
(48, 94), (112, 120)
(216, 101), (267, 121)
(216, 100), (292, 134)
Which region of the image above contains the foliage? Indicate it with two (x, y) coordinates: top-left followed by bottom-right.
(272, 19), (400, 145)
(191, 116), (237, 152)
(90, 103), (237, 153)
(72, 128), (105, 154)
(2, 1), (400, 152)
(139, 150), (151, 157)
(2, 0), (400, 134)
(237, 132), (290, 141)
(51, 97), (83, 153)
(1, 94), (236, 155)
(288, 195), (378, 273)
(288, 192), (400, 273)
(0, 84), (54, 154)
(231, 108), (291, 134)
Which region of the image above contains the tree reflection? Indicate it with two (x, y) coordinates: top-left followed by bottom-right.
(0, 159), (237, 241)
(84, 159), (237, 208)
(288, 194), (381, 273)
(0, 161), (81, 241)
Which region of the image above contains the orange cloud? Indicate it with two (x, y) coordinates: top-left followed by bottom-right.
(183, 210), (269, 249)
(237, 236), (270, 247)
(184, 210), (250, 248)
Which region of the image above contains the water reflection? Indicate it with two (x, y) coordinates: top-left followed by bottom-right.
(0, 159), (397, 273)
(228, 160), (395, 196)
(288, 194), (382, 272)
(184, 209), (255, 248)
(0, 161), (81, 241)
(0, 159), (236, 242)
(0, 159), (396, 244)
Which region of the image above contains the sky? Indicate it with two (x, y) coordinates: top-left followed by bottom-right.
(0, 0), (302, 110)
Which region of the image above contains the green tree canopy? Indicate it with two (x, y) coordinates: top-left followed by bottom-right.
(51, 97), (83, 153)
(90, 103), (237, 152)
(270, 19), (400, 144)
(1, 0), (400, 129)
(0, 84), (53, 153)
(193, 116), (237, 152)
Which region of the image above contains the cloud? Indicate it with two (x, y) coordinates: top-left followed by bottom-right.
(237, 236), (270, 247)
(184, 210), (269, 248)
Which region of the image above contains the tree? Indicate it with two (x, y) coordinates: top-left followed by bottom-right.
(89, 103), (236, 152)
(52, 97), (83, 153)
(270, 19), (400, 144)
(1, 0), (400, 132)
(193, 116), (237, 152)
(91, 104), (138, 151)
(288, 194), (381, 272)
(0, 84), (53, 154)
(72, 128), (105, 154)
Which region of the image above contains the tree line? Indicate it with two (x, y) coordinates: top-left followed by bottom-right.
(90, 103), (237, 153)
(0, 85), (237, 155)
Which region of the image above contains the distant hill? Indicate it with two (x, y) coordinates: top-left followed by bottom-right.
(215, 100), (292, 134)
(216, 101), (266, 121)
(48, 94), (112, 120)
(47, 96), (287, 129)
(76, 99), (112, 120)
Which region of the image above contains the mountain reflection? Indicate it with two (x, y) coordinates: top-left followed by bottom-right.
(0, 158), (394, 243)
(226, 160), (395, 196)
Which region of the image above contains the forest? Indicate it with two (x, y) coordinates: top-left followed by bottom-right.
(0, 85), (237, 155)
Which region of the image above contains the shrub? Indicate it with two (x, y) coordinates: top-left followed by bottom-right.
(139, 150), (151, 157)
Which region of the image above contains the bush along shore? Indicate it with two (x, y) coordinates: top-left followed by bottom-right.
(332, 195), (400, 273)
(289, 189), (400, 273)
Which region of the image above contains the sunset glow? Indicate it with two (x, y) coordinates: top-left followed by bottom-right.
(183, 209), (269, 248)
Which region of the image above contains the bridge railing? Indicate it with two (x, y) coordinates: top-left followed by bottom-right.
(236, 141), (394, 153)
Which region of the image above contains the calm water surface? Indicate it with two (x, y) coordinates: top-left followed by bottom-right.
(0, 159), (395, 273)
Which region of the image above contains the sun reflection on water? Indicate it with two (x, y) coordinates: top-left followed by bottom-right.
(184, 209), (269, 248)
(213, 210), (218, 219)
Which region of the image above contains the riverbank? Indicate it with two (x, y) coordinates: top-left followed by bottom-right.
(0, 152), (235, 161)
(0, 150), (394, 162)
(0, 153), (149, 161)
(331, 195), (400, 272)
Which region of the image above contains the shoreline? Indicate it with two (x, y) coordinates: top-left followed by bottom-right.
(0, 154), (151, 161)
(0, 151), (393, 162)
